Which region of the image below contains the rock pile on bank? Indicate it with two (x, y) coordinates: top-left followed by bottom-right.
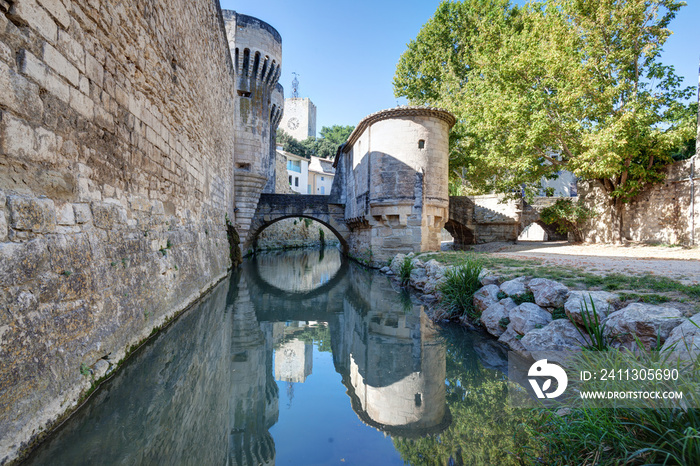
(382, 253), (699, 363)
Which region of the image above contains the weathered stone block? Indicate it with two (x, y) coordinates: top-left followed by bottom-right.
(42, 42), (79, 87)
(565, 290), (617, 325)
(37, 0), (70, 29)
(0, 238), (50, 287)
(0, 59), (44, 122)
(0, 113), (35, 159)
(0, 210), (7, 242)
(69, 86), (94, 119)
(8, 196), (56, 233)
(521, 319), (589, 364)
(91, 202), (126, 230)
(55, 203), (75, 225)
(9, 0), (57, 42)
(19, 49), (70, 103)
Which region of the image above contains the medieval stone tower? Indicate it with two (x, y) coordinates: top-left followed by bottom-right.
(222, 11), (284, 241)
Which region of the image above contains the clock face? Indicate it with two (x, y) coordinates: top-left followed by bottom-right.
(288, 117), (299, 130)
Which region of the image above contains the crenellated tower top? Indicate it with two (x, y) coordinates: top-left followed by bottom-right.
(222, 11), (282, 98)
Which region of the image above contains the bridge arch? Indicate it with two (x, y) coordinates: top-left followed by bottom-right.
(243, 194), (351, 255)
(444, 219), (475, 245)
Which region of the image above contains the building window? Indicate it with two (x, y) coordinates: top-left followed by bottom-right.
(295, 177), (299, 187)
(287, 159), (301, 173)
(308, 185), (311, 194)
(418, 139), (425, 149)
(289, 175), (292, 185)
(320, 176), (324, 181)
(320, 186), (325, 195)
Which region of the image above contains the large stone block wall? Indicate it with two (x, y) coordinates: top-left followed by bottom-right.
(579, 157), (699, 245)
(0, 1), (237, 462)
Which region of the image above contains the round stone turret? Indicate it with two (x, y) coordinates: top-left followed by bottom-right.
(222, 11), (283, 240)
(335, 107), (455, 265)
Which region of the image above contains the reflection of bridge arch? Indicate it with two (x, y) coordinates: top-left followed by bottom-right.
(244, 194), (350, 254)
(251, 249), (347, 295)
(246, 251), (349, 300)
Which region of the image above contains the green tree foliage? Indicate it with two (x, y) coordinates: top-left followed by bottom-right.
(539, 198), (596, 242)
(319, 125), (355, 145)
(395, 0), (697, 241)
(277, 125), (355, 159)
(277, 128), (309, 158)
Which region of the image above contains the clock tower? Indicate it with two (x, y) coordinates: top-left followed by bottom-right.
(279, 75), (317, 141)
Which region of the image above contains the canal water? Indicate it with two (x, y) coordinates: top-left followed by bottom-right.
(23, 248), (530, 465)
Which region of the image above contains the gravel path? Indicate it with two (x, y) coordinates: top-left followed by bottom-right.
(483, 242), (700, 285)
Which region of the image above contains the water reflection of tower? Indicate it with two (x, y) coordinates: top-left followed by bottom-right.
(332, 267), (450, 436)
(275, 333), (313, 383)
(229, 276), (279, 466)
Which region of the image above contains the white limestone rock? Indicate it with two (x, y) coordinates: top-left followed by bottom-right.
(498, 325), (530, 358)
(500, 297), (518, 312)
(424, 259), (445, 278)
(605, 303), (684, 350)
(510, 302), (552, 335)
(528, 278), (569, 308)
(500, 277), (528, 297)
(473, 284), (500, 314)
(521, 319), (590, 364)
(480, 301), (510, 338)
(410, 266), (429, 291)
(661, 314), (700, 363)
(480, 275), (501, 286)
(565, 291), (618, 325)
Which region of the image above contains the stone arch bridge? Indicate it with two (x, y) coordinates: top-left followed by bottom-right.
(243, 193), (565, 258)
(243, 194), (350, 254)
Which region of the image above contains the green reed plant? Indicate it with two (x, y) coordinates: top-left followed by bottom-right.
(399, 256), (414, 287)
(438, 255), (483, 320)
(574, 295), (611, 351)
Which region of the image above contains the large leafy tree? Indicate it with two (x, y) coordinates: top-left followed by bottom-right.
(395, 0), (696, 241)
(319, 125), (355, 146)
(276, 125), (355, 159)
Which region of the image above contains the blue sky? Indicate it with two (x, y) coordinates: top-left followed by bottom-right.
(219, 0), (700, 134)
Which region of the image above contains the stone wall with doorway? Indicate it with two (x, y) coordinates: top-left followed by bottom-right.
(579, 157), (699, 245)
(0, 1), (237, 462)
(255, 217), (339, 250)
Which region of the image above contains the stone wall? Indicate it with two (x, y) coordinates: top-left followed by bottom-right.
(579, 157), (699, 245)
(255, 217), (339, 250)
(274, 149), (292, 194)
(0, 1), (237, 462)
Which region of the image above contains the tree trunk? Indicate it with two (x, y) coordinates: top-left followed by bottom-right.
(610, 197), (625, 244)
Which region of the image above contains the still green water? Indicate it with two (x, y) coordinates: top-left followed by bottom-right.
(24, 249), (529, 466)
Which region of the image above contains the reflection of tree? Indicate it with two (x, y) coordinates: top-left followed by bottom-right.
(393, 326), (534, 465)
(278, 323), (333, 353)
